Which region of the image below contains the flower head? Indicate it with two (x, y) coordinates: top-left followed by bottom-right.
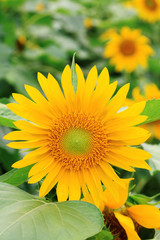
(103, 27), (154, 72)
(125, 83), (160, 139)
(125, 0), (160, 23)
(85, 179), (160, 240)
(4, 64), (151, 204)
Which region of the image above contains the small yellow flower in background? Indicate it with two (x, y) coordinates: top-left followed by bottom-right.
(125, 83), (160, 139)
(17, 36), (26, 45)
(36, 3), (45, 12)
(4, 65), (151, 204)
(125, 0), (160, 23)
(84, 18), (93, 29)
(84, 179), (160, 240)
(103, 27), (154, 73)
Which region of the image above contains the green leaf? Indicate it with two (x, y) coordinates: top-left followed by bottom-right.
(0, 165), (32, 186)
(87, 229), (113, 240)
(127, 194), (152, 205)
(140, 99), (160, 125)
(0, 182), (104, 240)
(148, 230), (160, 240)
(0, 103), (22, 128)
(142, 143), (160, 175)
(71, 52), (78, 93)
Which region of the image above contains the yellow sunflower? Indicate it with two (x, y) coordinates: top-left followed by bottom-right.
(125, 0), (160, 23)
(36, 3), (45, 12)
(103, 27), (154, 73)
(84, 179), (160, 240)
(4, 65), (151, 204)
(125, 83), (160, 140)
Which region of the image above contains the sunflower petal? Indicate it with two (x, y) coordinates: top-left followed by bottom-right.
(128, 205), (160, 229)
(115, 212), (141, 240)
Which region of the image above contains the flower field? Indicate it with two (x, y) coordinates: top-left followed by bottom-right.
(0, 0), (160, 239)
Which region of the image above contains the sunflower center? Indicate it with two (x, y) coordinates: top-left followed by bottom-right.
(61, 128), (92, 155)
(120, 40), (136, 56)
(103, 207), (127, 240)
(145, 0), (158, 10)
(48, 112), (108, 171)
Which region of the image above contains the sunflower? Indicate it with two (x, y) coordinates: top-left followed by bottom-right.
(103, 27), (154, 73)
(84, 179), (160, 240)
(125, 83), (160, 140)
(4, 64), (151, 204)
(125, 0), (160, 23)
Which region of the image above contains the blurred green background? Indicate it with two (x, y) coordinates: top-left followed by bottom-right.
(0, 0), (160, 207)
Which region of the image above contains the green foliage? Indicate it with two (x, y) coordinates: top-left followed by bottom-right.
(0, 182), (104, 240)
(140, 99), (160, 125)
(87, 229), (113, 240)
(149, 230), (160, 240)
(71, 52), (78, 93)
(0, 103), (22, 129)
(0, 166), (32, 186)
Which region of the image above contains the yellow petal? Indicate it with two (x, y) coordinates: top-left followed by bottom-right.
(7, 103), (51, 128)
(90, 81), (117, 116)
(109, 127), (150, 141)
(28, 156), (53, 177)
(37, 72), (50, 100)
(128, 205), (160, 229)
(4, 130), (47, 141)
(104, 83), (130, 120)
(103, 178), (131, 209)
(69, 170), (81, 200)
(95, 67), (109, 94)
(28, 166), (50, 184)
(107, 151), (151, 171)
(115, 212), (141, 240)
(104, 155), (135, 172)
(14, 120), (49, 132)
(106, 115), (148, 131)
(56, 170), (69, 202)
(110, 146), (152, 161)
(47, 73), (66, 112)
(25, 85), (49, 107)
(7, 140), (47, 149)
(39, 163), (63, 197)
(118, 101), (146, 118)
(83, 169), (100, 207)
(12, 147), (50, 168)
(75, 64), (86, 110)
(12, 93), (53, 119)
(85, 66), (97, 96)
(96, 165), (119, 201)
(61, 65), (75, 104)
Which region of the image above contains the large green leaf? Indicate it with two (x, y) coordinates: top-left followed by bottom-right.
(0, 183), (104, 240)
(0, 103), (22, 129)
(0, 165), (32, 186)
(140, 99), (160, 125)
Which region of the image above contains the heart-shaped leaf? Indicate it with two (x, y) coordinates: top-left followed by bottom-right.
(0, 182), (104, 240)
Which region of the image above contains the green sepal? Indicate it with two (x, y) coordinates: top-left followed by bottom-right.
(71, 52), (78, 93)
